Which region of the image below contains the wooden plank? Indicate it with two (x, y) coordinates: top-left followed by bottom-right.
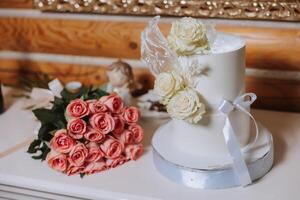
(0, 0), (33, 8)
(0, 17), (299, 71)
(0, 59), (299, 112)
(246, 77), (300, 112)
(218, 25), (300, 71)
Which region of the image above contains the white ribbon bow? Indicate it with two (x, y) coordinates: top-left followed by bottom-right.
(218, 93), (258, 186)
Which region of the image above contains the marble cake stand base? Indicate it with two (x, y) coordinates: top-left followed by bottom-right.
(152, 123), (274, 189)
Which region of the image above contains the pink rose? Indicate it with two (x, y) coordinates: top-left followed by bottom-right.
(122, 107), (140, 123)
(99, 93), (123, 113)
(50, 129), (75, 153)
(89, 113), (115, 134)
(106, 156), (127, 168)
(66, 99), (89, 118)
(68, 143), (88, 166)
(67, 118), (87, 139)
(85, 142), (104, 163)
(115, 129), (135, 144)
(46, 150), (68, 172)
(100, 136), (124, 159)
(112, 115), (125, 136)
(125, 144), (144, 160)
(128, 124), (144, 143)
(87, 100), (108, 114)
(66, 163), (84, 176)
(83, 159), (107, 175)
(84, 128), (105, 143)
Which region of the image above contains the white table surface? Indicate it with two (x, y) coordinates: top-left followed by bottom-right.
(0, 88), (300, 200)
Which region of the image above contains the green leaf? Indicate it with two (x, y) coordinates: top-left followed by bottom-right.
(41, 143), (51, 161)
(53, 120), (66, 129)
(80, 173), (85, 178)
(60, 87), (87, 103)
(38, 123), (56, 142)
(27, 139), (42, 154)
(33, 107), (67, 129)
(31, 142), (51, 161)
(52, 96), (65, 108)
(33, 108), (58, 124)
(83, 87), (109, 100)
(32, 154), (43, 160)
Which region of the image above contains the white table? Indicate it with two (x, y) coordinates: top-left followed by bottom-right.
(0, 88), (300, 200)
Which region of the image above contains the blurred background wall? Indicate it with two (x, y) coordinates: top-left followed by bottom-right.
(0, 0), (299, 112)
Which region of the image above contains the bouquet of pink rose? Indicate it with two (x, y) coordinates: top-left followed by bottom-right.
(28, 86), (144, 176)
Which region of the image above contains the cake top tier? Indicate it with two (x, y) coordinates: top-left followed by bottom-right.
(141, 16), (247, 124)
(210, 33), (245, 54)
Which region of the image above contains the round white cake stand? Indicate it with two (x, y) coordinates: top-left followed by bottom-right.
(152, 122), (274, 189)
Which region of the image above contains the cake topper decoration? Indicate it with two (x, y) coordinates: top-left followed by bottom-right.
(167, 17), (210, 56)
(141, 16), (215, 76)
(141, 16), (178, 76)
(153, 71), (206, 123)
(141, 16), (214, 124)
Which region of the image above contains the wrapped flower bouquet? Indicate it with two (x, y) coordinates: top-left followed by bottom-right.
(28, 84), (144, 176)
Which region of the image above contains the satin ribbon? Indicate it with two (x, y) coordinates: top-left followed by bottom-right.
(23, 79), (64, 110)
(218, 93), (258, 186)
(48, 79), (64, 98)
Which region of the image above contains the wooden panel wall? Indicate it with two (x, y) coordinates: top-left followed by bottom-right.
(0, 18), (299, 71)
(0, 3), (300, 112)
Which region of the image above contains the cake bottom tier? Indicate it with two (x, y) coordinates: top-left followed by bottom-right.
(152, 122), (274, 189)
(157, 109), (252, 160)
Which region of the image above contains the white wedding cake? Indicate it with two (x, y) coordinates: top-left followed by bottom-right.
(158, 33), (250, 159)
(141, 16), (273, 189)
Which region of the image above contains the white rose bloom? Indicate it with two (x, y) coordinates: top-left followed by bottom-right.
(167, 17), (210, 56)
(167, 88), (205, 123)
(154, 71), (184, 102)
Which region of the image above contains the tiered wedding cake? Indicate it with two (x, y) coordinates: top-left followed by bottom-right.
(141, 16), (274, 189)
(159, 33), (250, 158)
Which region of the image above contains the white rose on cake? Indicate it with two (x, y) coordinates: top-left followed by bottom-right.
(167, 17), (210, 56)
(167, 88), (205, 123)
(154, 71), (184, 103)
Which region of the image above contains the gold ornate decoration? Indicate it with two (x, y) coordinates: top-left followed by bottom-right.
(34, 0), (300, 21)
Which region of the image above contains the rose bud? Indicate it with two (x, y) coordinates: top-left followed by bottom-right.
(99, 93), (123, 113)
(106, 156), (127, 168)
(66, 99), (89, 119)
(125, 144), (144, 161)
(100, 136), (124, 159)
(50, 129), (76, 154)
(85, 142), (104, 163)
(112, 115), (125, 136)
(128, 124), (144, 143)
(83, 159), (107, 175)
(122, 106), (140, 123)
(66, 163), (85, 176)
(84, 128), (105, 143)
(67, 118), (87, 139)
(115, 129), (135, 144)
(68, 143), (88, 167)
(87, 99), (108, 114)
(89, 113), (115, 135)
(46, 150), (68, 172)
